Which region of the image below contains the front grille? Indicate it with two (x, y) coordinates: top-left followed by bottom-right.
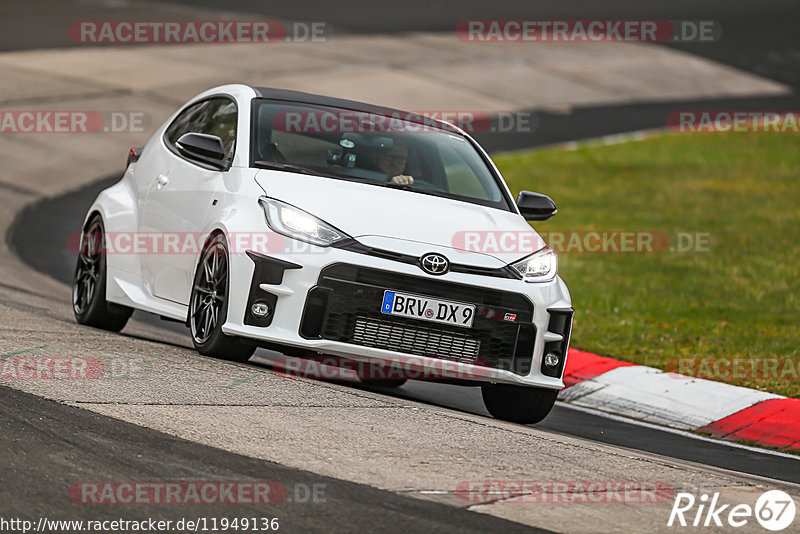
(333, 239), (520, 279)
(300, 263), (536, 375)
(353, 316), (481, 363)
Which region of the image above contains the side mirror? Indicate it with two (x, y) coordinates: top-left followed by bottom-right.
(516, 191), (557, 221)
(175, 133), (227, 169)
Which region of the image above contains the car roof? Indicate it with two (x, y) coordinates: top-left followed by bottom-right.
(252, 86), (461, 134)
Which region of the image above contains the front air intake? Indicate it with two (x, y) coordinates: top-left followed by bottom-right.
(541, 307), (574, 378)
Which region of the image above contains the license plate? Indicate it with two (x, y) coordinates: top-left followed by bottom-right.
(380, 290), (475, 328)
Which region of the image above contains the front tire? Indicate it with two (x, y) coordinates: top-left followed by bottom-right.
(481, 384), (558, 424)
(72, 215), (132, 332)
(189, 234), (255, 363)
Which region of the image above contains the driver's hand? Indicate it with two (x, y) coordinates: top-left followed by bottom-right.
(390, 175), (414, 185)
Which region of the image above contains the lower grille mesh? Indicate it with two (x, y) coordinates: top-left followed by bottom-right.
(300, 264), (536, 375)
(352, 316), (480, 363)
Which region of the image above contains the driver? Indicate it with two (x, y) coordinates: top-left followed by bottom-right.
(376, 141), (415, 185)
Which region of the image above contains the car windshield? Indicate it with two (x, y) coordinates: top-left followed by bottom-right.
(251, 100), (513, 211)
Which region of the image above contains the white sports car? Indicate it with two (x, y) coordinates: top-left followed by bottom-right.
(73, 84), (573, 423)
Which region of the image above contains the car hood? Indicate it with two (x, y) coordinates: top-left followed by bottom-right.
(255, 170), (546, 266)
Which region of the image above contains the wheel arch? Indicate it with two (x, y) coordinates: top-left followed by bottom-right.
(82, 209), (103, 230)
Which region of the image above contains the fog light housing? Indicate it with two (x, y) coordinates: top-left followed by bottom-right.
(251, 302), (271, 318)
(544, 352), (560, 368)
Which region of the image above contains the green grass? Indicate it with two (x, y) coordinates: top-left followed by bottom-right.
(494, 132), (800, 398)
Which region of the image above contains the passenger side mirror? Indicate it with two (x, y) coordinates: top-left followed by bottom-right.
(175, 132), (228, 169)
(516, 191), (557, 221)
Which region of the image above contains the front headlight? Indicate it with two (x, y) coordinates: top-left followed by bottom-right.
(259, 197), (349, 247)
(510, 247), (558, 282)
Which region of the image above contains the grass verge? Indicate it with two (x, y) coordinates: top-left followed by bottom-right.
(495, 132), (799, 397)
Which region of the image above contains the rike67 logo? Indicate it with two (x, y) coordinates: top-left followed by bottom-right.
(668, 490), (796, 531)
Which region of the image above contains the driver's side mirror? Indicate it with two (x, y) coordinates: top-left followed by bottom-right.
(516, 190), (557, 221)
(175, 132), (228, 169)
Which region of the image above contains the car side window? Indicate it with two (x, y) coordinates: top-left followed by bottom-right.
(165, 97), (238, 161)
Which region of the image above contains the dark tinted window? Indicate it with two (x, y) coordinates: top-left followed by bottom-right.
(165, 97), (238, 159)
(251, 100), (511, 211)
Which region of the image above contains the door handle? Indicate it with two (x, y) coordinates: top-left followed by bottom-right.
(156, 174), (169, 189)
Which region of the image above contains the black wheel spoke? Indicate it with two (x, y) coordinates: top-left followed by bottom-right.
(191, 240), (228, 345)
(205, 251), (216, 283)
(73, 225), (103, 315)
(212, 249), (227, 293)
(85, 279), (94, 306)
(203, 306), (213, 335)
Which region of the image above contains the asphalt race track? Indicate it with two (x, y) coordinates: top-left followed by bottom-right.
(11, 174), (800, 485)
(3, 0), (799, 88)
(0, 383), (549, 533)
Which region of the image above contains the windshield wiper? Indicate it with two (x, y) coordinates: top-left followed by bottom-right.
(371, 181), (450, 199)
(253, 161), (329, 177)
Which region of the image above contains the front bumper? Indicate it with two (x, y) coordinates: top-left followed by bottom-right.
(222, 244), (573, 389)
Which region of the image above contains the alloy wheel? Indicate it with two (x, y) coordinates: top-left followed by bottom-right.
(72, 220), (103, 315)
(190, 240), (228, 344)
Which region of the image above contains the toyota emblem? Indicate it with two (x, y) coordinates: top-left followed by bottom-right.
(419, 253), (449, 275)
